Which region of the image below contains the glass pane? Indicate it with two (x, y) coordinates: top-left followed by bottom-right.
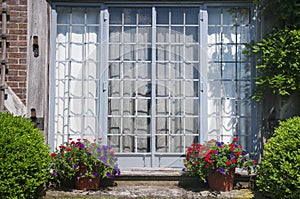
(123, 80), (135, 97)
(170, 45), (183, 61)
(171, 27), (184, 43)
(185, 45), (198, 61)
(208, 8), (221, 25)
(124, 27), (136, 43)
(185, 27), (198, 43)
(223, 63), (236, 80)
(137, 45), (151, 61)
(156, 135), (168, 152)
(137, 63), (151, 79)
(123, 62), (136, 79)
(223, 81), (236, 98)
(156, 80), (169, 97)
(222, 99), (235, 117)
(157, 26), (169, 43)
(156, 63), (169, 79)
(185, 117), (198, 134)
(86, 8), (99, 24)
(108, 80), (120, 97)
(171, 99), (184, 116)
(57, 26), (69, 43)
(109, 8), (122, 24)
(123, 99), (134, 115)
(185, 99), (198, 115)
(72, 8), (85, 24)
(185, 63), (199, 79)
(156, 8), (169, 24)
(108, 99), (121, 115)
(170, 63), (183, 79)
(170, 135), (184, 152)
(156, 99), (169, 115)
(124, 8), (137, 24)
(135, 118), (150, 134)
(156, 45), (169, 61)
(109, 62), (120, 79)
(109, 44), (121, 60)
(138, 27), (151, 43)
(57, 7), (70, 24)
(171, 8), (183, 24)
(137, 8), (151, 24)
(109, 26), (121, 43)
(186, 8), (198, 24)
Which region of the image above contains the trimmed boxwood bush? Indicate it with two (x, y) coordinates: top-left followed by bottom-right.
(0, 113), (51, 199)
(257, 116), (300, 199)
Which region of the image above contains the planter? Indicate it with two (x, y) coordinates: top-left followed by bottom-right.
(75, 163), (100, 190)
(207, 168), (235, 192)
(76, 175), (100, 190)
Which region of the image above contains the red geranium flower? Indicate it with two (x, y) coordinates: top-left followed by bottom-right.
(233, 137), (238, 141)
(51, 153), (56, 158)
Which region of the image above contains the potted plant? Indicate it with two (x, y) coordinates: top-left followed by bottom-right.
(184, 137), (257, 191)
(50, 138), (120, 190)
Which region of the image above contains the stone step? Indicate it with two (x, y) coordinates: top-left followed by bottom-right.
(114, 168), (256, 189)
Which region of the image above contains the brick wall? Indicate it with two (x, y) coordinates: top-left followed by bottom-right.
(0, 0), (27, 105)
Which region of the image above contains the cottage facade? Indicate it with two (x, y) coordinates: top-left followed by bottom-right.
(1, 0), (290, 169)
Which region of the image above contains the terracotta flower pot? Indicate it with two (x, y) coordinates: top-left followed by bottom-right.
(207, 168), (235, 192)
(75, 175), (100, 190)
(75, 163), (100, 190)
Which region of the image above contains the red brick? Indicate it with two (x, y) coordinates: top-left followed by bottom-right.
(8, 52), (27, 59)
(18, 70), (27, 76)
(18, 35), (27, 41)
(19, 59), (26, 64)
(7, 59), (18, 64)
(19, 47), (27, 52)
(8, 29), (27, 35)
(7, 5), (27, 12)
(9, 41), (27, 46)
(7, 23), (18, 29)
(18, 82), (26, 87)
(7, 76), (26, 82)
(18, 23), (27, 29)
(8, 64), (26, 70)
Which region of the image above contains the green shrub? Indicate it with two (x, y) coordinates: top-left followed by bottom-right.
(0, 113), (51, 199)
(257, 116), (300, 199)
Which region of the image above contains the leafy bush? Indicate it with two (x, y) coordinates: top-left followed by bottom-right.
(257, 116), (300, 199)
(245, 29), (300, 101)
(0, 113), (51, 199)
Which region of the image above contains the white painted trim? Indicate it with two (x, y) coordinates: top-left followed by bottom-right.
(4, 86), (26, 116)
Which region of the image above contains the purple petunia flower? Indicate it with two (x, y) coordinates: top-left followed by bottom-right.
(97, 147), (102, 153)
(218, 168), (226, 174)
(242, 151), (248, 156)
(87, 152), (91, 157)
(106, 172), (113, 179)
(74, 164), (78, 169)
(230, 154), (235, 159)
(93, 171), (97, 177)
(217, 142), (224, 147)
(52, 171), (57, 176)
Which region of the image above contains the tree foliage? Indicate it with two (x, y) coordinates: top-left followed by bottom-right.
(246, 29), (300, 101)
(246, 0), (300, 101)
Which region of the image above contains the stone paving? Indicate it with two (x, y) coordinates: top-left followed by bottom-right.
(46, 185), (265, 199)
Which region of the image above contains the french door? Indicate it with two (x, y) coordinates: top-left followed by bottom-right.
(50, 3), (254, 169)
(107, 7), (202, 167)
